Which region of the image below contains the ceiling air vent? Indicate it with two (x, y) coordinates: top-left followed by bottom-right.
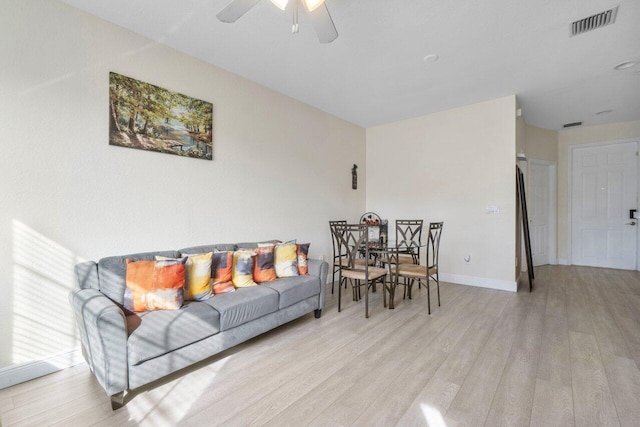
(563, 121), (582, 128)
(571, 6), (618, 36)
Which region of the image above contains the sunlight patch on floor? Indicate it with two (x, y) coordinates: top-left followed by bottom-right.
(125, 358), (228, 426)
(421, 403), (447, 427)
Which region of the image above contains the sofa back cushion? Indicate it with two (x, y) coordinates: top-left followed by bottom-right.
(178, 243), (235, 255)
(98, 250), (180, 305)
(235, 240), (278, 250)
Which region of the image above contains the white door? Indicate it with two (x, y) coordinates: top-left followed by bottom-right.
(529, 161), (554, 266)
(571, 142), (638, 269)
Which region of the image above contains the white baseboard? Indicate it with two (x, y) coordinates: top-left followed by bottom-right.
(439, 273), (517, 292)
(557, 258), (569, 265)
(0, 349), (84, 390)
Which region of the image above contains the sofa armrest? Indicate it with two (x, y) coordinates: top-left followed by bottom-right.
(69, 288), (128, 396)
(308, 259), (329, 310)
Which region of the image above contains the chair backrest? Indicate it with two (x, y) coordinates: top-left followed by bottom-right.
(335, 223), (369, 270)
(426, 222), (444, 268)
(329, 220), (347, 261)
(396, 219), (423, 252)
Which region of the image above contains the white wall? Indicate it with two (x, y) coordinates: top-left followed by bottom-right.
(0, 0), (366, 372)
(366, 96), (518, 291)
(557, 120), (640, 262)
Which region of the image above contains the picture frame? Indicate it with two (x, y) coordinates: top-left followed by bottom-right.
(109, 72), (213, 160)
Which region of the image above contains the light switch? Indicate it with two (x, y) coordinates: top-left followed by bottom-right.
(486, 205), (500, 214)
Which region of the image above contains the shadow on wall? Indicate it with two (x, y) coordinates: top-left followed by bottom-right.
(10, 220), (82, 367)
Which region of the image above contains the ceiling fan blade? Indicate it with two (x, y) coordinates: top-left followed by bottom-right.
(307, 2), (338, 43)
(216, 0), (261, 23)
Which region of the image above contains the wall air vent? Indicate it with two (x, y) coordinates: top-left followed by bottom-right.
(563, 121), (583, 128)
(571, 6), (618, 36)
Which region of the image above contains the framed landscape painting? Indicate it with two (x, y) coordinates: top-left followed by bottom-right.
(109, 72), (213, 160)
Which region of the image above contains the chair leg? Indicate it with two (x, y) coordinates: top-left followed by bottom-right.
(338, 276), (343, 312)
(427, 275), (431, 315)
(365, 280), (369, 318)
(383, 278), (388, 308)
(331, 270), (335, 294)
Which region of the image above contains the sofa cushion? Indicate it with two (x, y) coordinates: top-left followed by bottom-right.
(127, 301), (220, 366)
(178, 243), (235, 255)
(98, 250), (180, 305)
(203, 286), (279, 331)
(235, 240), (279, 249)
(261, 275), (320, 309)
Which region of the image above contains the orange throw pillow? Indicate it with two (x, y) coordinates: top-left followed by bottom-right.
(124, 258), (186, 312)
(253, 245), (277, 283)
(212, 251), (234, 294)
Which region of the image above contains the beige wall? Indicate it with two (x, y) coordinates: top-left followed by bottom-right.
(557, 120), (640, 262)
(366, 96), (517, 290)
(0, 0), (366, 371)
(525, 124), (558, 162)
(515, 107), (525, 277)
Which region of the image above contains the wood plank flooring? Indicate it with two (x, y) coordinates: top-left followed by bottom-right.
(1, 265), (640, 426)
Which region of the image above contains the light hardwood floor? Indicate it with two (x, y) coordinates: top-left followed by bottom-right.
(1, 265), (640, 426)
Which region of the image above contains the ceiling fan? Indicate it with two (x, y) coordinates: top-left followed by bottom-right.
(217, 0), (338, 43)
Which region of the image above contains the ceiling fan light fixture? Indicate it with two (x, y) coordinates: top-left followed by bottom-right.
(613, 60), (638, 71)
(270, 0), (288, 11)
(302, 0), (325, 12)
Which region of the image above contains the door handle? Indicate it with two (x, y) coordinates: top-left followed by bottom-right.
(626, 221), (637, 226)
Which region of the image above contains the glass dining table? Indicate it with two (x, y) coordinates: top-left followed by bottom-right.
(364, 240), (426, 309)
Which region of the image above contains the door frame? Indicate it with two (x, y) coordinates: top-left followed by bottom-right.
(528, 159), (557, 265)
(567, 137), (640, 270)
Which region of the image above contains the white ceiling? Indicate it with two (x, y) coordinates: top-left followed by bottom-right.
(59, 0), (640, 130)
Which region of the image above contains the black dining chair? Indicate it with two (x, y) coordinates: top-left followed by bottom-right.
(335, 223), (387, 318)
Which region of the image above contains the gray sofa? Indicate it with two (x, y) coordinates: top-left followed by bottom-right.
(69, 242), (328, 409)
